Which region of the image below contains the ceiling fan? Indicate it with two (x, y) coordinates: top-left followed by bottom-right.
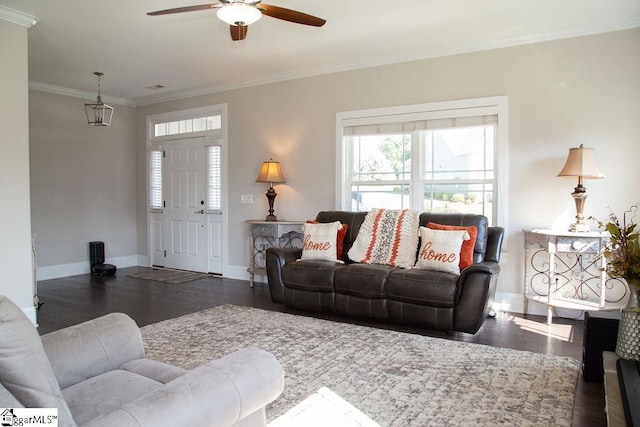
(147, 0), (326, 41)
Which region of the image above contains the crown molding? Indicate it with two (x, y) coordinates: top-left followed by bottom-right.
(25, 15), (640, 107)
(0, 5), (37, 27)
(135, 16), (640, 106)
(29, 82), (136, 107)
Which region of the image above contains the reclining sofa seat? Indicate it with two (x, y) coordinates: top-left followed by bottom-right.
(266, 211), (504, 334)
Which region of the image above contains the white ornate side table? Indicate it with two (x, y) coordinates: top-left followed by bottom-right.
(523, 229), (629, 324)
(246, 220), (304, 287)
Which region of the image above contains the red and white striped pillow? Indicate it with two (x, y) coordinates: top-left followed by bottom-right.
(347, 208), (420, 268)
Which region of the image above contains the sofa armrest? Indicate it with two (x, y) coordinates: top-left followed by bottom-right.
(82, 347), (285, 427)
(484, 226), (504, 263)
(454, 261), (501, 334)
(267, 247), (301, 266)
(42, 313), (145, 389)
(266, 247), (301, 303)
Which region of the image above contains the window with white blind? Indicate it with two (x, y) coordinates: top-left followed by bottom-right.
(337, 97), (508, 226)
(148, 150), (163, 210)
(206, 145), (222, 211)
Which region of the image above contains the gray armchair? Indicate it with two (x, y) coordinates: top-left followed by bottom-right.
(0, 295), (284, 427)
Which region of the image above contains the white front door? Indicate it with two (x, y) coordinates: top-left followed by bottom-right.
(162, 139), (208, 272)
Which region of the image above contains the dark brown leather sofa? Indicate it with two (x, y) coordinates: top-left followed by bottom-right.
(266, 211), (504, 334)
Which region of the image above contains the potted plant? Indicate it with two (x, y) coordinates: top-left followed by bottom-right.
(593, 203), (640, 360)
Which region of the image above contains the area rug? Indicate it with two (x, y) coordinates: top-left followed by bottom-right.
(140, 305), (579, 426)
(127, 268), (210, 284)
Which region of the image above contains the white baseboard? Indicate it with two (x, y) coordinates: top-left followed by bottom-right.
(37, 255), (139, 281)
(22, 305), (38, 326)
(224, 265), (260, 282)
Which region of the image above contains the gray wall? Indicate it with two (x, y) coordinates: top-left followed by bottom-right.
(0, 19), (35, 318)
(135, 28), (640, 310)
(29, 91), (137, 277)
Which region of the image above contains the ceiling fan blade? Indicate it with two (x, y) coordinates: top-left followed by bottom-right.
(147, 3), (221, 16)
(258, 4), (326, 27)
(230, 25), (248, 41)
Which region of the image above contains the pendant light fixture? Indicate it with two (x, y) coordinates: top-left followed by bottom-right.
(84, 72), (114, 126)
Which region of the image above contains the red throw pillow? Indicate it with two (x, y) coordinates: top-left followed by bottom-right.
(426, 222), (478, 270)
(307, 221), (348, 259)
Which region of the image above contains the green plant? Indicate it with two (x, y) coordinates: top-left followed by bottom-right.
(592, 203), (640, 281)
(452, 193), (465, 203)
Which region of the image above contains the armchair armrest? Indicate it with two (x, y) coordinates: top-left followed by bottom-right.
(42, 313), (145, 389)
(82, 347), (285, 427)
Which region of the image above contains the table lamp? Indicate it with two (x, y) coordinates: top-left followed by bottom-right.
(256, 159), (286, 221)
(557, 144), (604, 232)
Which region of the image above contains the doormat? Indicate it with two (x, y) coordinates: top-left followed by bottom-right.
(127, 268), (211, 284)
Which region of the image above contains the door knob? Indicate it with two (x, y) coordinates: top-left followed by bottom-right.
(194, 209), (205, 214)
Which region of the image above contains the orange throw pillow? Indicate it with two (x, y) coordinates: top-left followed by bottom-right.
(427, 222), (478, 270)
(307, 220), (348, 259)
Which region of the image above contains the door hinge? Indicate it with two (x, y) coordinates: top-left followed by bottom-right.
(164, 250), (166, 257)
(163, 200), (166, 208)
(162, 150), (166, 158)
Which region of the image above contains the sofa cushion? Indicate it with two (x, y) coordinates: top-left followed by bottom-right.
(388, 300), (454, 331)
(387, 269), (459, 308)
(282, 260), (342, 292)
(119, 359), (188, 384)
(62, 369), (163, 425)
(335, 294), (388, 319)
(334, 263), (398, 299)
(347, 208), (420, 268)
(0, 295), (76, 426)
(415, 227), (470, 274)
(283, 287), (336, 312)
(427, 222), (478, 270)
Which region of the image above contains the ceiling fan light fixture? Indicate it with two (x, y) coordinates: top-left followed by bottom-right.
(216, 3), (261, 26)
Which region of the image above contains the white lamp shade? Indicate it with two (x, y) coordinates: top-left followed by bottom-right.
(256, 160), (286, 185)
(557, 144), (604, 179)
(217, 3), (262, 26)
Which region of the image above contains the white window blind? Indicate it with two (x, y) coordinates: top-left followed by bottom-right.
(148, 150), (163, 210)
(206, 145), (221, 211)
(343, 115), (498, 136)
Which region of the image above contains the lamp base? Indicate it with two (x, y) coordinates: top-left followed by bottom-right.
(569, 183), (590, 232)
(264, 186), (278, 222)
(569, 222), (591, 232)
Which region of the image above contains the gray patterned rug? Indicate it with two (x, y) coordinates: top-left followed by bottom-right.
(140, 305), (579, 426)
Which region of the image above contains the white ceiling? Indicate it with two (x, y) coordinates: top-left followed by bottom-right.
(2, 0), (639, 105)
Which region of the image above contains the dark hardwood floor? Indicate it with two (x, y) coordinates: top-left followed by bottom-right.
(35, 266), (606, 426)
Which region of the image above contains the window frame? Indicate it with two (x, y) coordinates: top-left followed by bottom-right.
(335, 96), (508, 227)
